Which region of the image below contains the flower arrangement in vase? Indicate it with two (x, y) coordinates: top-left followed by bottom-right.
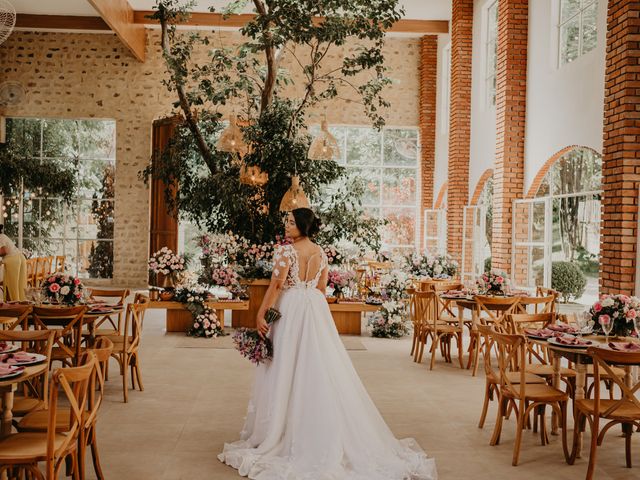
(406, 252), (458, 279)
(477, 270), (509, 295)
(369, 300), (411, 338)
(148, 247), (186, 289)
(41, 273), (84, 305)
(327, 268), (356, 299)
(589, 294), (640, 338)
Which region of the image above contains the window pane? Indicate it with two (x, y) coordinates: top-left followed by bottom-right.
(382, 168), (417, 206)
(560, 0), (581, 23)
(382, 208), (416, 246)
(349, 168), (381, 205)
(581, 2), (598, 55)
(78, 120), (116, 160)
(560, 17), (580, 65)
(42, 119), (77, 159)
(346, 127), (381, 166)
(383, 129), (418, 167)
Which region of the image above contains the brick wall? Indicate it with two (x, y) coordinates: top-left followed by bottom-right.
(447, 0), (474, 263)
(419, 35), (438, 247)
(0, 30), (420, 287)
(600, 0), (640, 294)
(492, 0), (528, 274)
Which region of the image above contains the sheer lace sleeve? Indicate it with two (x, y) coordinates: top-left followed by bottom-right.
(271, 245), (293, 285)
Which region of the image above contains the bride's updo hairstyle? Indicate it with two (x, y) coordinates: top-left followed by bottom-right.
(291, 208), (321, 238)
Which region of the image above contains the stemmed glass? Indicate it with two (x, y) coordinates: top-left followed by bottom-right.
(634, 317), (640, 341)
(576, 311), (591, 338)
(599, 316), (613, 343)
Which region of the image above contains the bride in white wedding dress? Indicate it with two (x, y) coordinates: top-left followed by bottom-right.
(219, 208), (437, 480)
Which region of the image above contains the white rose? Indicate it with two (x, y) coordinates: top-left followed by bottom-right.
(60, 286), (70, 295)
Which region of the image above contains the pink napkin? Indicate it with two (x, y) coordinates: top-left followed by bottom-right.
(608, 342), (640, 352)
(548, 322), (578, 334)
(1, 352), (37, 364)
(554, 335), (591, 346)
(0, 364), (24, 377)
(524, 328), (556, 338)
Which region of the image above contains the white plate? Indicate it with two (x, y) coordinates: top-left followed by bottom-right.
(547, 336), (593, 349)
(0, 352), (47, 366)
(0, 343), (19, 354)
(0, 366), (25, 380)
(525, 334), (554, 341)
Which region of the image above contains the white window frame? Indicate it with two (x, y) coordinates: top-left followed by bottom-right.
(484, 0), (499, 108)
(557, 0), (599, 67)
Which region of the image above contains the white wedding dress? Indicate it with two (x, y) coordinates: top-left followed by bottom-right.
(218, 244), (437, 480)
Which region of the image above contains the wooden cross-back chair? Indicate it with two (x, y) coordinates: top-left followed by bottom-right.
(516, 295), (556, 314)
(32, 305), (88, 368)
(54, 255), (66, 273)
(568, 347), (640, 480)
(18, 337), (114, 480)
(0, 329), (55, 419)
(105, 301), (148, 402)
(422, 280), (464, 324)
(88, 288), (130, 336)
(0, 304), (32, 330)
(490, 328), (570, 466)
(25, 258), (38, 288)
(476, 324), (546, 429)
(0, 353), (96, 480)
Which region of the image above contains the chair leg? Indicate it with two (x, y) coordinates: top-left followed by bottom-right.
(490, 395), (506, 446)
(429, 334), (439, 370)
(472, 337), (481, 377)
(560, 401), (570, 463)
(134, 358), (144, 392)
(90, 427), (106, 480)
(623, 423), (633, 468)
(585, 416), (600, 480)
(478, 382), (492, 428)
(456, 332), (464, 369)
(122, 353), (129, 403)
(410, 332), (417, 356)
(512, 403), (526, 466)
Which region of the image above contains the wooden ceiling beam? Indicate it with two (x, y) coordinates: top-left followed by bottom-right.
(15, 14), (110, 31)
(87, 0), (146, 62)
(133, 11), (449, 34)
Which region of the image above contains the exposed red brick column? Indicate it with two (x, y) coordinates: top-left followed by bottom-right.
(447, 0), (473, 263)
(600, 0), (640, 295)
(491, 0), (528, 274)
(419, 35), (438, 213)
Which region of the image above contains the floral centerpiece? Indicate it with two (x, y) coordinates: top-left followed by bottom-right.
(477, 270), (509, 295)
(175, 286), (224, 338)
(369, 300), (411, 338)
(379, 269), (412, 301)
(235, 240), (277, 279)
(148, 247), (186, 287)
(204, 265), (240, 289)
(406, 253), (458, 279)
(328, 268), (356, 298)
(322, 245), (343, 265)
(41, 273), (84, 305)
(590, 294), (640, 338)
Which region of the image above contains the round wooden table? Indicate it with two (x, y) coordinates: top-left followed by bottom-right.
(0, 362), (48, 437)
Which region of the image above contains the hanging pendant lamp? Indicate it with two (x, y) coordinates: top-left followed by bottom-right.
(308, 117), (340, 160)
(217, 114), (249, 157)
(279, 176), (310, 212)
(239, 163), (269, 186)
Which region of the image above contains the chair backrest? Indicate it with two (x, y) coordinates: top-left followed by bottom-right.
(588, 347), (640, 417)
(506, 312), (555, 334)
(44, 256), (54, 276)
(422, 280), (464, 293)
(491, 327), (527, 399)
(475, 295), (521, 326)
(0, 304), (32, 330)
(25, 259), (37, 287)
(517, 295), (556, 314)
(122, 302), (147, 353)
(35, 257), (48, 284)
(86, 337), (114, 429)
(89, 288), (130, 306)
(133, 293), (150, 326)
(46, 353), (95, 475)
(32, 305), (88, 364)
(55, 255), (66, 273)
(477, 324), (499, 380)
(412, 290), (437, 330)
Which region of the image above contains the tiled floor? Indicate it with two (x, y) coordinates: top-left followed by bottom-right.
(86, 309), (638, 479)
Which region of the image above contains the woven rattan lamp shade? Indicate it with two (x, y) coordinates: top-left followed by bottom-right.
(279, 176), (310, 212)
(217, 114), (249, 156)
(239, 163), (268, 186)
(308, 118), (340, 161)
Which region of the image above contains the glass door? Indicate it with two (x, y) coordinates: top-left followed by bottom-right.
(461, 205), (487, 285)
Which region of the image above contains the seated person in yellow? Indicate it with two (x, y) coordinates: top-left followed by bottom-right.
(0, 225), (27, 301)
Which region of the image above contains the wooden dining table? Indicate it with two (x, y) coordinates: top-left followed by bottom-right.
(0, 362), (49, 437)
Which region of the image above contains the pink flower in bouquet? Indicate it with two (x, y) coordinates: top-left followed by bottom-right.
(594, 302), (602, 312)
(48, 277), (55, 283)
(599, 314), (611, 325)
(49, 283), (60, 293)
(496, 276), (503, 284)
(626, 309), (637, 319)
(73, 278), (81, 285)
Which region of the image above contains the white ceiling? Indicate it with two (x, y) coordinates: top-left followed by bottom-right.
(14, 0), (451, 20)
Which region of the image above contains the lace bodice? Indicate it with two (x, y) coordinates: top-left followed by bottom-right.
(272, 244), (327, 290)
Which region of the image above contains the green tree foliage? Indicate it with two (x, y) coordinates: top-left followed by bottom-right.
(142, 0), (403, 249)
(88, 165), (115, 278)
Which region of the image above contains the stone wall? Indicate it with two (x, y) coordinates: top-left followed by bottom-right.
(0, 30), (421, 287)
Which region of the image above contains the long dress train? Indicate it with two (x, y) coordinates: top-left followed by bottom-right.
(219, 244), (437, 479)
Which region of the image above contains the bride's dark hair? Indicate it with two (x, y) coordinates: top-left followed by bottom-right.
(291, 208), (321, 238)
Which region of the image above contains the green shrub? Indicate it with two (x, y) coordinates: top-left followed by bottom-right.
(484, 257), (492, 273)
(551, 261), (587, 303)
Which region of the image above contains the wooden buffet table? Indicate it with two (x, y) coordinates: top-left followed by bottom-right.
(148, 300), (250, 332)
(329, 302), (380, 335)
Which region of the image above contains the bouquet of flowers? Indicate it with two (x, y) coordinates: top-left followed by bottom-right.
(379, 269), (412, 301)
(328, 268), (356, 297)
(198, 232), (243, 265)
(232, 308), (282, 365)
(148, 247), (186, 276)
(590, 294), (640, 338)
(190, 308), (222, 338)
(369, 300), (411, 338)
(206, 265), (240, 288)
(477, 270), (509, 295)
(41, 273), (84, 305)
(406, 253), (458, 279)
(322, 245), (343, 265)
(235, 241), (277, 279)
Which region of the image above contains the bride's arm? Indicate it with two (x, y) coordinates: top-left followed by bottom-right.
(256, 247), (290, 337)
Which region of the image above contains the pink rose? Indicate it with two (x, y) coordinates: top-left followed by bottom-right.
(48, 277), (55, 283)
(594, 303), (602, 312)
(496, 276), (504, 284)
(626, 309), (637, 319)
(599, 314), (611, 325)
(73, 278), (81, 285)
(49, 283), (60, 293)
